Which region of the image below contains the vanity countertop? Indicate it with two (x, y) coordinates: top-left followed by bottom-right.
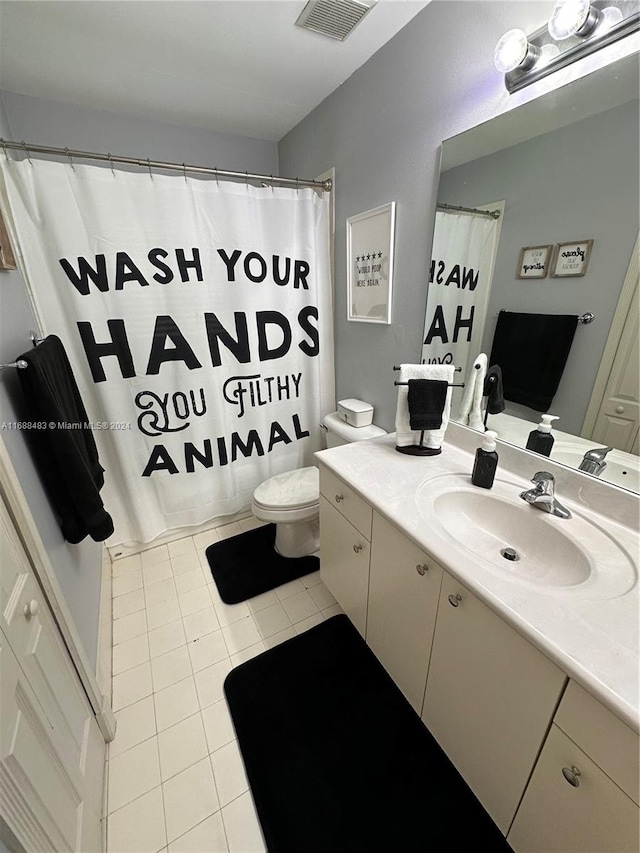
(316, 432), (640, 733)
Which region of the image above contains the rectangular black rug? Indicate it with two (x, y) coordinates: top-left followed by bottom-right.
(205, 523), (319, 604)
(224, 614), (513, 853)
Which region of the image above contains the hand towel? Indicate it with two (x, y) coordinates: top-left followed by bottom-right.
(483, 364), (505, 414)
(489, 311), (578, 411)
(17, 335), (114, 544)
(395, 363), (455, 448)
(407, 379), (449, 430)
(457, 353), (487, 431)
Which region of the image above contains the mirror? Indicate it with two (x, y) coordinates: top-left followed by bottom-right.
(423, 52), (639, 493)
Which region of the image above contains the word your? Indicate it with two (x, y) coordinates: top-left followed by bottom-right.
(77, 309), (319, 382)
(223, 373), (302, 419)
(430, 260), (479, 291)
(135, 388), (206, 437)
(142, 414), (310, 476)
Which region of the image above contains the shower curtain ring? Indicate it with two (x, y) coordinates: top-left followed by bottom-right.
(147, 158), (153, 180)
(245, 171), (249, 190)
(215, 168), (219, 186)
(182, 163), (187, 183)
(108, 153), (115, 176)
(1, 139), (7, 159)
(21, 141), (32, 164)
(296, 177), (300, 193)
(64, 147), (74, 171)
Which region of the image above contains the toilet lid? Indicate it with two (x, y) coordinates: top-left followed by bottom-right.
(253, 466), (319, 511)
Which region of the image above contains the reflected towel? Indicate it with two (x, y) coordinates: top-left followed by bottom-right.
(457, 353), (487, 431)
(483, 364), (505, 414)
(395, 363), (455, 448)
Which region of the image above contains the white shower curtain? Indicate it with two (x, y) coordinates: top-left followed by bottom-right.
(0, 156), (334, 545)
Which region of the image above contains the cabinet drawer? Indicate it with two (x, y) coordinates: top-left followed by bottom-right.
(555, 680), (639, 805)
(319, 466), (372, 540)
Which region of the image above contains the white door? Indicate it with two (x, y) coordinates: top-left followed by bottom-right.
(0, 494), (104, 852)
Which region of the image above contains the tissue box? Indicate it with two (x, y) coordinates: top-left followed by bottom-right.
(337, 399), (374, 428)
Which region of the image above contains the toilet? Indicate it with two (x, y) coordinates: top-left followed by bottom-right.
(251, 401), (387, 558)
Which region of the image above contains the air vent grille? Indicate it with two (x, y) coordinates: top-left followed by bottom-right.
(295, 0), (375, 41)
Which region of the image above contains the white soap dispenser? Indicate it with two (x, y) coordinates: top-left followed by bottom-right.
(525, 415), (559, 457)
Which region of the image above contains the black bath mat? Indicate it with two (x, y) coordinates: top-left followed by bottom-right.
(205, 523), (319, 604)
(224, 614), (513, 853)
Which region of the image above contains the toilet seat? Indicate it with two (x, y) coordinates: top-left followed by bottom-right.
(252, 466), (319, 511)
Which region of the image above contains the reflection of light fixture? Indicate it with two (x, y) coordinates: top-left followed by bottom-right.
(494, 0), (639, 93)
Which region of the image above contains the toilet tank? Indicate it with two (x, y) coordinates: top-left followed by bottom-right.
(323, 411), (387, 448)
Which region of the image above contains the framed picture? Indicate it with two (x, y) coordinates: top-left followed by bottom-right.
(551, 239), (594, 277)
(0, 210), (17, 270)
(516, 244), (551, 279)
(347, 202), (395, 324)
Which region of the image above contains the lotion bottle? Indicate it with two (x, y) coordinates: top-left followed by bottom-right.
(525, 415), (559, 457)
(471, 430), (498, 489)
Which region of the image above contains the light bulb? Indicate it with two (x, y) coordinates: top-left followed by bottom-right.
(494, 29), (540, 73)
(548, 0), (600, 40)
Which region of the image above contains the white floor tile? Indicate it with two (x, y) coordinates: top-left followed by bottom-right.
(221, 617), (262, 655)
(108, 737), (161, 813)
(167, 811), (228, 853)
(112, 661), (153, 711)
(158, 712), (208, 781)
(213, 600), (250, 628)
(112, 553), (142, 578)
(201, 699), (236, 754)
(175, 567), (207, 596)
(113, 610), (148, 646)
(154, 675), (200, 732)
(252, 602), (292, 639)
(237, 516), (264, 533)
(168, 537), (197, 560)
(179, 586), (212, 617)
(193, 528), (220, 553)
(113, 634), (150, 676)
(188, 629), (229, 673)
(113, 587), (146, 621)
(162, 757), (220, 844)
(230, 641), (266, 666)
(109, 695), (157, 760)
(151, 646), (193, 693)
(222, 791), (266, 853)
(280, 589), (320, 624)
(274, 578), (307, 600)
(172, 552), (202, 576)
(210, 741), (249, 808)
(322, 603), (344, 619)
(301, 570), (323, 588)
(263, 626), (296, 648)
(147, 597), (183, 631)
(107, 786), (167, 853)
(144, 578), (177, 608)
(183, 606), (220, 643)
(143, 560), (174, 586)
(141, 545), (170, 567)
(194, 658), (234, 709)
(293, 612), (325, 634)
(247, 590), (279, 614)
(216, 522), (242, 541)
(113, 570), (143, 598)
(308, 582), (337, 610)
(149, 620), (187, 659)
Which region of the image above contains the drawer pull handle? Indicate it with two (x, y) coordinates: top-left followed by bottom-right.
(562, 766), (581, 787)
(335, 494), (344, 503)
(353, 544), (363, 553)
(23, 599), (40, 618)
(416, 563), (429, 575)
(448, 593), (462, 607)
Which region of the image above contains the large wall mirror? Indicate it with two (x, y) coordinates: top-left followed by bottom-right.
(423, 51), (639, 494)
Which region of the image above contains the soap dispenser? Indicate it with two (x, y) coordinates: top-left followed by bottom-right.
(471, 430), (498, 489)
(525, 415), (559, 457)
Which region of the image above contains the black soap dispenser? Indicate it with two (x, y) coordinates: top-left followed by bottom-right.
(471, 430), (498, 489)
(525, 415), (559, 457)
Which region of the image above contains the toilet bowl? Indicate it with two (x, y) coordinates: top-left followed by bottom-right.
(251, 406), (386, 558)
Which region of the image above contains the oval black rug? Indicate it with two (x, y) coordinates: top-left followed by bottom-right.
(205, 523), (319, 604)
(224, 614), (513, 853)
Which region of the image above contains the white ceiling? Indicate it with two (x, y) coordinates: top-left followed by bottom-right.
(0, 0), (430, 141)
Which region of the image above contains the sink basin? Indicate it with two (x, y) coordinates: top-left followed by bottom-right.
(416, 473), (637, 599)
(551, 443), (640, 493)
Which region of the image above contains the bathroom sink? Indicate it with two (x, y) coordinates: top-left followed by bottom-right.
(551, 443), (640, 492)
(416, 473), (637, 599)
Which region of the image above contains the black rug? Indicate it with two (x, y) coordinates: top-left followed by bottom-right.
(224, 614), (513, 853)
(205, 523), (319, 604)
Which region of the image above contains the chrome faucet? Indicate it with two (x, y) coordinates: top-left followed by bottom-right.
(520, 472), (572, 519)
(579, 446), (613, 477)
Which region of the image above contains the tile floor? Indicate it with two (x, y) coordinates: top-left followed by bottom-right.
(106, 517), (342, 853)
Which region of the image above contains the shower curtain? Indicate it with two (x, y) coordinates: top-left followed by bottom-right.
(421, 207), (501, 411)
(0, 156), (334, 545)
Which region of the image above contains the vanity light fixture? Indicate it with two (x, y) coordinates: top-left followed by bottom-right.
(494, 0), (639, 93)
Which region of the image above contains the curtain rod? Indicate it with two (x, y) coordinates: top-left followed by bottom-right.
(437, 202), (500, 220)
(0, 139), (332, 192)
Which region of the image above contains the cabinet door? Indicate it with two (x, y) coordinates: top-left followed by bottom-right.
(422, 573), (566, 834)
(508, 724), (640, 852)
(319, 495), (370, 636)
(367, 512), (442, 713)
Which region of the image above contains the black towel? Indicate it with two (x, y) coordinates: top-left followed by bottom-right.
(407, 378), (449, 430)
(483, 364), (505, 414)
(17, 335), (114, 544)
(489, 311), (578, 412)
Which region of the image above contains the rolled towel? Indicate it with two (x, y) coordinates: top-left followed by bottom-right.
(457, 353), (487, 431)
(395, 363), (455, 449)
(408, 379), (449, 430)
(484, 364), (505, 414)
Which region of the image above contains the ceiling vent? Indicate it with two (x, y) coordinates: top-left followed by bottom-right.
(295, 0), (375, 42)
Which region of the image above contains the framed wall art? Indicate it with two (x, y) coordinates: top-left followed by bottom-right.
(551, 240), (594, 277)
(516, 244), (551, 279)
(346, 202), (395, 324)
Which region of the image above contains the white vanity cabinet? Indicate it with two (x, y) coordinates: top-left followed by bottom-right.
(366, 511), (443, 713)
(508, 681), (640, 852)
(421, 572), (567, 835)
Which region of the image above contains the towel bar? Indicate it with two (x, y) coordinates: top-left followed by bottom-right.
(393, 365), (462, 372)
(394, 381), (464, 388)
(498, 310), (594, 324)
(0, 359), (28, 370)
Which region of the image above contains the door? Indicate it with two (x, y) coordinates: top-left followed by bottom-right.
(0, 494), (104, 852)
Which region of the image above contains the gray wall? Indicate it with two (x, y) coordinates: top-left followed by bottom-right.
(278, 0), (636, 433)
(0, 91), (278, 668)
(438, 99), (640, 434)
